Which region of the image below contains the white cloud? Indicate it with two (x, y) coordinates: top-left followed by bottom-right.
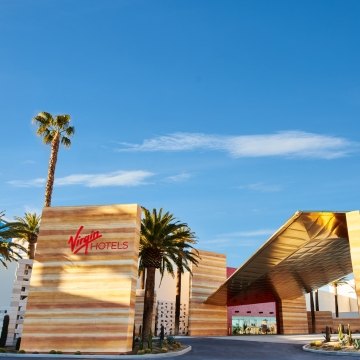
(118, 131), (354, 159)
(218, 229), (276, 238)
(201, 229), (275, 248)
(238, 182), (282, 192)
(8, 178), (45, 188)
(165, 172), (192, 183)
(8, 170), (154, 188)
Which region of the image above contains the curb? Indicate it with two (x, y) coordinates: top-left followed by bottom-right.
(303, 344), (360, 357)
(0, 346), (192, 359)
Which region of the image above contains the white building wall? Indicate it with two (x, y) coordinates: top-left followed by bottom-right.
(6, 259), (33, 346)
(0, 262), (17, 309)
(305, 286), (359, 318)
(136, 267), (191, 335)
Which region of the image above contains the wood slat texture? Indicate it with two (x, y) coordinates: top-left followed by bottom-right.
(346, 211), (360, 316)
(188, 250), (227, 336)
(21, 204), (141, 354)
(306, 311), (360, 333)
(277, 296), (309, 334)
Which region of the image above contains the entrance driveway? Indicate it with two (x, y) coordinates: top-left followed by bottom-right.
(178, 337), (331, 360)
(0, 336), (339, 360)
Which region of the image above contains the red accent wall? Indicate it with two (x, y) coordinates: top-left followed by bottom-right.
(226, 267), (276, 331)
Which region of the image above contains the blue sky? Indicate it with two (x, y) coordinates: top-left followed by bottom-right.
(1, 0), (360, 267)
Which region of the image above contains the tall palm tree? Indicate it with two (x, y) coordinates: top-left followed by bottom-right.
(331, 276), (349, 318)
(0, 212), (26, 268)
(33, 112), (75, 207)
(10, 213), (41, 259)
(139, 208), (199, 343)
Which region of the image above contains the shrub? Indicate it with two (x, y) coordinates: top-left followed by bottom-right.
(310, 340), (322, 347)
(354, 339), (360, 350)
(333, 345), (342, 351)
(167, 335), (176, 345)
(49, 350), (57, 354)
(338, 324), (344, 342)
(144, 348), (151, 354)
(18, 350), (26, 354)
(137, 349), (145, 355)
(0, 349), (6, 353)
(74, 351), (82, 355)
(161, 347), (168, 353)
(348, 324), (353, 346)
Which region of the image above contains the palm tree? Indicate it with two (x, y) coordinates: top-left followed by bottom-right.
(10, 213), (41, 259)
(331, 276), (349, 318)
(139, 208), (199, 343)
(0, 241), (25, 268)
(174, 240), (199, 335)
(33, 112), (75, 207)
(0, 212), (26, 268)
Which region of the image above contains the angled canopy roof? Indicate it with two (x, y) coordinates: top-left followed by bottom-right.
(206, 211), (352, 306)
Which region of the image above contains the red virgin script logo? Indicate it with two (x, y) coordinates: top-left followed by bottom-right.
(68, 226), (128, 255)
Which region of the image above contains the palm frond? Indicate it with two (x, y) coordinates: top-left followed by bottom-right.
(32, 112), (53, 126)
(139, 207), (199, 277)
(65, 126), (75, 136)
(55, 114), (71, 128)
(61, 137), (72, 147)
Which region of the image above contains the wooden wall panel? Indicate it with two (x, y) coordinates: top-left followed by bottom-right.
(21, 204), (141, 354)
(306, 311), (360, 333)
(189, 250), (227, 336)
(277, 296), (309, 334)
(307, 311), (333, 333)
(134, 289), (156, 336)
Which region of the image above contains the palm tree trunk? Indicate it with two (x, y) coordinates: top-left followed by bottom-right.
(315, 290), (319, 311)
(28, 243), (36, 260)
(140, 269), (146, 289)
(174, 266), (182, 335)
(44, 133), (60, 207)
(335, 286), (339, 318)
(310, 291), (315, 333)
(142, 266), (156, 343)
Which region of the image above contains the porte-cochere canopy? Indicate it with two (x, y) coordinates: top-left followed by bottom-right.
(206, 211), (355, 306)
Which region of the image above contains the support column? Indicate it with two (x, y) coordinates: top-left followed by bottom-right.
(345, 211), (360, 314)
(277, 295), (309, 334)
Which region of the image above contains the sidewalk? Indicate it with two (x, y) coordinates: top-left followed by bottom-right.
(211, 334), (330, 344)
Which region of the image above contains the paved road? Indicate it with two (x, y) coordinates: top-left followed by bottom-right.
(0, 338), (337, 360)
(177, 338), (332, 360)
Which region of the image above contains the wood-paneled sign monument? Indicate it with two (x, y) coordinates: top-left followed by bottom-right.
(21, 204), (141, 354)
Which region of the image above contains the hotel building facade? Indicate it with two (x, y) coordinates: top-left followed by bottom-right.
(6, 205), (360, 353)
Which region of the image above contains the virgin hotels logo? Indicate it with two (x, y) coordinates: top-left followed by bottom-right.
(68, 225), (128, 255)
